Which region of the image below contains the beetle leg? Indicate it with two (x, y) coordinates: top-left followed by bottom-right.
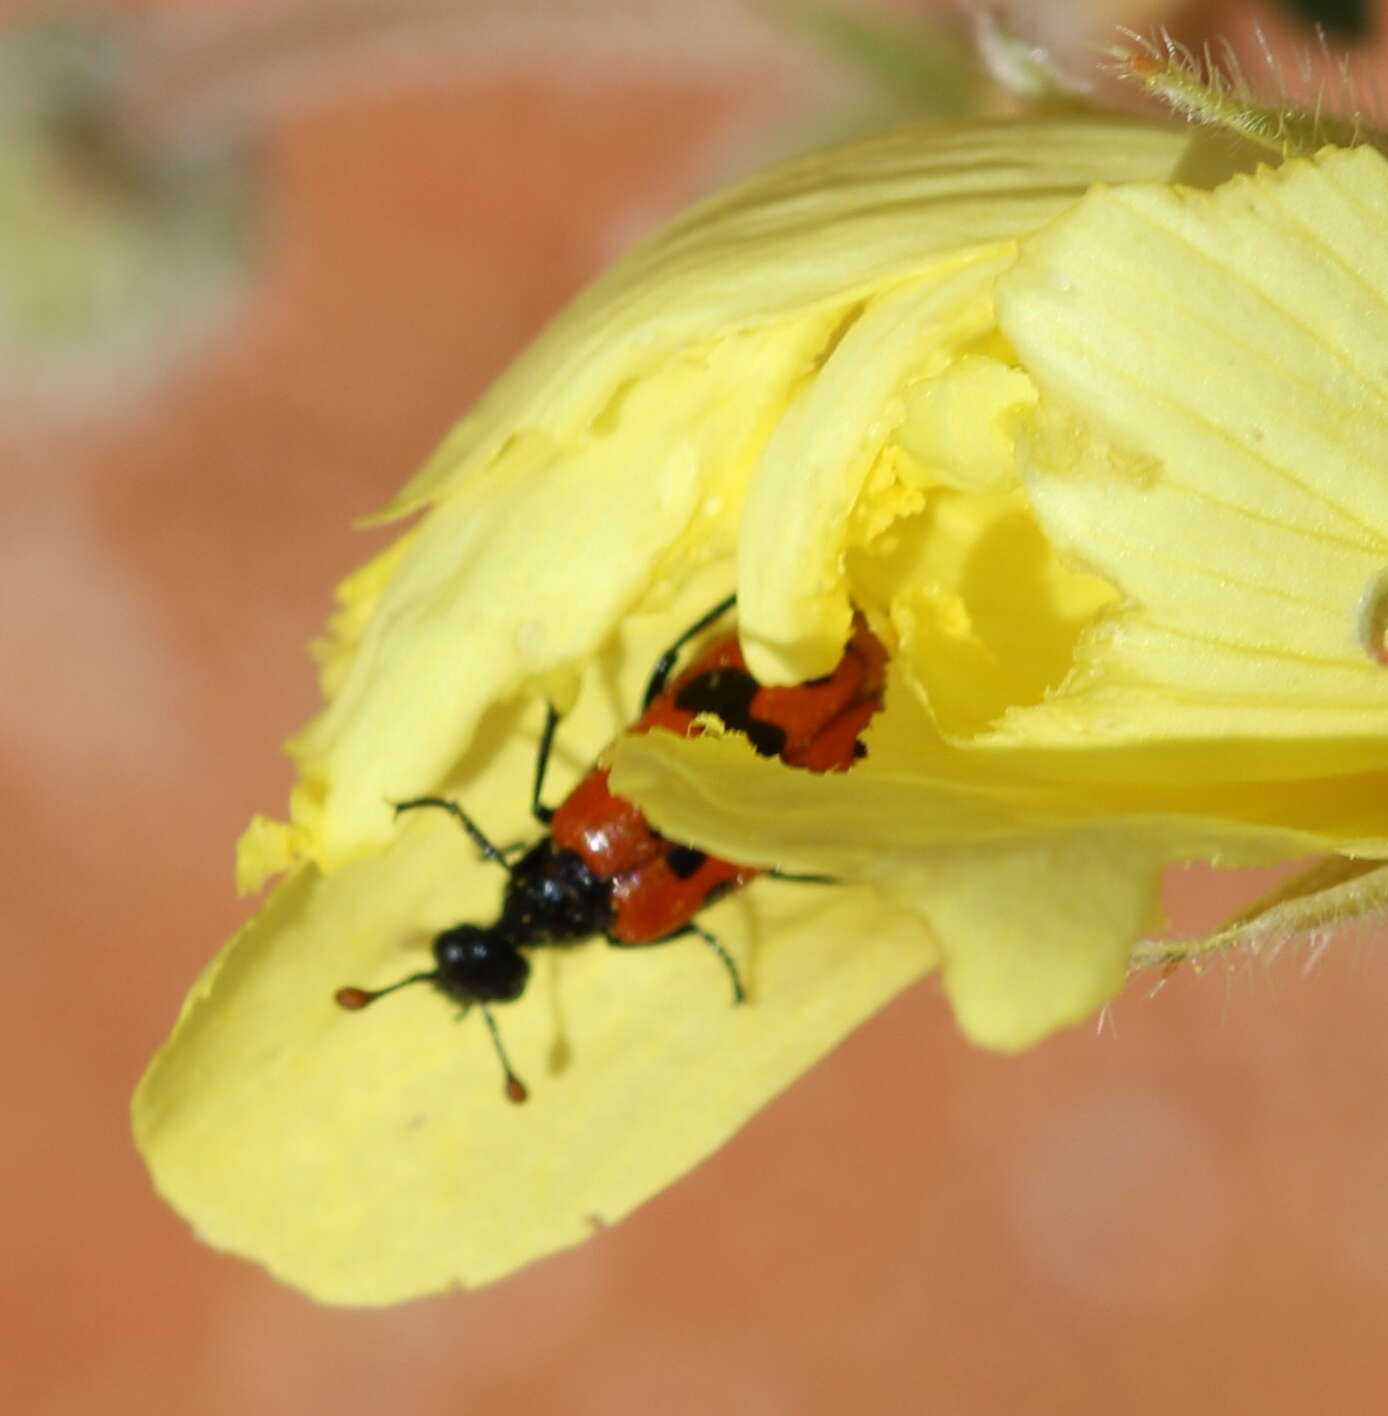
(393, 796), (513, 874)
(641, 593), (737, 709)
(530, 703), (559, 825)
(765, 867), (838, 885)
(605, 921), (745, 1005)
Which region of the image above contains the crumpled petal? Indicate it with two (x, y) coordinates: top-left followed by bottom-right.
(285, 116), (1203, 873)
(291, 323), (822, 871)
(606, 145), (1388, 1048)
(849, 483), (1118, 737)
(736, 251), (1017, 682)
(991, 145), (1388, 795)
(608, 709), (1319, 1049)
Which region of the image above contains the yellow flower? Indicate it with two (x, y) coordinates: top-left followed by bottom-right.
(134, 111), (1388, 1305)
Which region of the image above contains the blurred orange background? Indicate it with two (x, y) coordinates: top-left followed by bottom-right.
(7, 1), (1388, 1411)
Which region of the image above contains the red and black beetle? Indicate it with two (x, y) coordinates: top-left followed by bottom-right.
(336, 596), (887, 1100)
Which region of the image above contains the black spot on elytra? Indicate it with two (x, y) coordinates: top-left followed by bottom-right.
(675, 667), (757, 722)
(853, 740), (868, 760)
(666, 845), (707, 879)
(675, 667), (787, 758)
(745, 718), (787, 757)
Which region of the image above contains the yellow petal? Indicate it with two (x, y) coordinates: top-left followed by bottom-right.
(892, 832), (1161, 1050)
(736, 251), (1016, 683)
(235, 813), (309, 896)
(993, 147), (1388, 801)
(135, 594), (935, 1304)
(136, 866), (933, 1304)
(608, 714), (1318, 1049)
(388, 117), (1200, 517)
(849, 484), (1118, 736)
(291, 116), (1204, 870)
(295, 323), (825, 869)
(895, 352), (1037, 497)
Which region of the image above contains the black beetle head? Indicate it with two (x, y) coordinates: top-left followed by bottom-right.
(432, 924), (530, 1005)
(333, 924), (532, 1103)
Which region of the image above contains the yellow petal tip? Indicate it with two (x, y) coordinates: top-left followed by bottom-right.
(235, 814), (310, 895)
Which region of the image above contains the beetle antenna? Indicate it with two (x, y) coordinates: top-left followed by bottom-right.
(478, 1004), (529, 1103)
(335, 977), (529, 1103)
(334, 970), (437, 1011)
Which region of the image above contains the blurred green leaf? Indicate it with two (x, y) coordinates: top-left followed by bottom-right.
(765, 2), (980, 117)
(1277, 0), (1371, 39)
(0, 14), (259, 397)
